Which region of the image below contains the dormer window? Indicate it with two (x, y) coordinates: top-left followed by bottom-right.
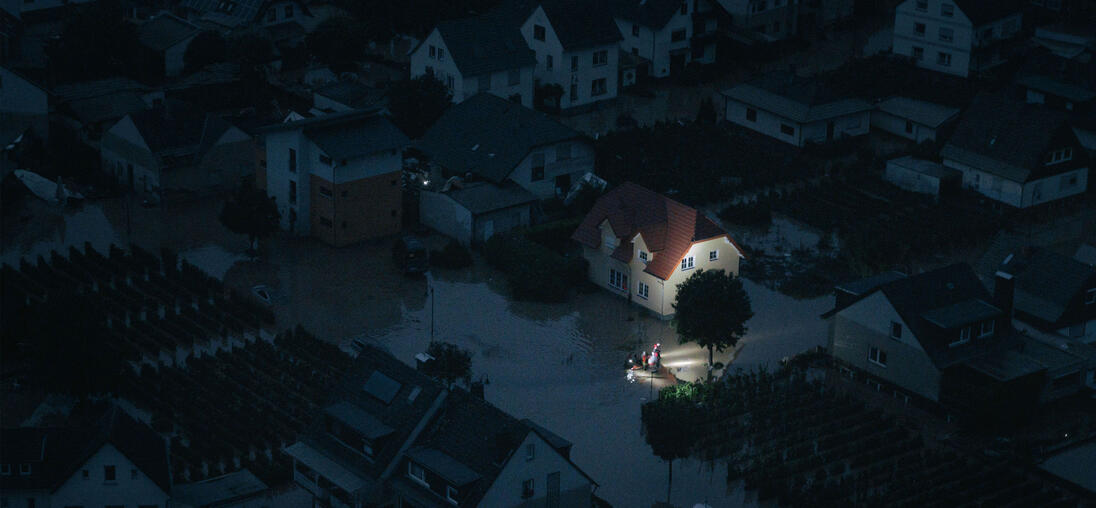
(681, 256), (695, 271)
(890, 322), (902, 340)
(409, 462), (428, 486)
(1086, 288), (1095, 305)
(638, 250), (648, 262)
(446, 485), (459, 504)
(19, 463), (30, 475)
(1045, 148), (1072, 165)
(950, 326), (971, 347)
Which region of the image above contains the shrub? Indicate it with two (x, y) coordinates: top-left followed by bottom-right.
(430, 239), (473, 269)
(484, 233), (586, 302)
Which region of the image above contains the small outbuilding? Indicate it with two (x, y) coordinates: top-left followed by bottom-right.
(884, 156), (961, 199)
(871, 96), (960, 143)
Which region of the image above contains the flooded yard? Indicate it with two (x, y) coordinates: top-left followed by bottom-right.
(3, 195), (832, 507)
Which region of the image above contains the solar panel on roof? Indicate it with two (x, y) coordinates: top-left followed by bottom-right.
(363, 371), (402, 404)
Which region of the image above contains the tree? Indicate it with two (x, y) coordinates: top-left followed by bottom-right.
(642, 385), (700, 504)
(46, 0), (142, 83)
(421, 341), (472, 390)
(306, 16), (369, 74)
(673, 269), (753, 380)
(386, 75), (452, 139)
(219, 183), (280, 254)
(184, 31), (227, 73)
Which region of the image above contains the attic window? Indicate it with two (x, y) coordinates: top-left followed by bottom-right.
(1045, 148), (1072, 165)
(890, 322), (902, 339)
(20, 463), (31, 475)
(534, 24), (546, 41)
(978, 320), (994, 338)
(950, 326), (971, 347)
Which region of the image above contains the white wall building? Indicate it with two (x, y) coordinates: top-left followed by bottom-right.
(892, 0), (1022, 78)
(611, 0), (694, 78)
(721, 71), (872, 147)
(410, 14), (536, 108)
(871, 96), (959, 143)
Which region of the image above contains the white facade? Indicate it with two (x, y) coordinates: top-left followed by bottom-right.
(410, 29), (535, 108)
(724, 97), (871, 147)
(871, 111), (943, 143)
(51, 443), (171, 508)
(893, 0), (1021, 78)
(476, 432), (593, 508)
(163, 35), (197, 77)
(613, 5), (692, 78)
(508, 139), (595, 199)
(263, 129), (402, 234)
(519, 7), (620, 109)
(941, 158), (1089, 208)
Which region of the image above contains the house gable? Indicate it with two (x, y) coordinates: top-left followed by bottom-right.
(107, 115), (151, 153)
(52, 443), (170, 507)
(837, 291), (925, 352)
(476, 431), (592, 508)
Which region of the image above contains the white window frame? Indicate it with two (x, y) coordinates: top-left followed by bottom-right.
(525, 443), (535, 461)
(608, 268), (628, 291)
(592, 50), (608, 67)
(941, 3), (954, 16)
(637, 281), (649, 300)
(681, 256), (695, 271)
(950, 326), (971, 347)
(939, 27), (953, 43)
(438, 48), (446, 62)
(409, 462), (428, 486)
(19, 464), (30, 475)
(638, 250), (648, 262)
(446, 485), (459, 504)
(868, 347), (887, 367)
(709, 250), (718, 261)
(1085, 288), (1095, 305)
(979, 320), (994, 338)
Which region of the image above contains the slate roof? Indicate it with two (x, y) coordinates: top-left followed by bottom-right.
(260, 109), (409, 161)
(876, 97), (960, 128)
(171, 469), (267, 507)
(417, 93), (584, 183)
(954, 0), (1024, 25)
(125, 100), (237, 164)
(940, 93), (1076, 183)
(314, 81), (387, 110)
(721, 71), (873, 124)
(0, 405), (172, 494)
(835, 271), (908, 297)
(608, 0), (682, 29)
(137, 13), (200, 52)
(432, 12), (536, 78)
(571, 182), (743, 280)
(442, 181), (538, 215)
(494, 0), (621, 50)
(997, 247), (1096, 325)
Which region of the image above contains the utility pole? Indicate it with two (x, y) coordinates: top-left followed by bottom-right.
(430, 285), (435, 342)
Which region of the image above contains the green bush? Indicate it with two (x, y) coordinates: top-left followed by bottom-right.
(523, 217), (583, 255)
(430, 239), (473, 269)
(484, 233), (586, 302)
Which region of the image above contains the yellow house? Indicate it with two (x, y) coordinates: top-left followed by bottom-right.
(571, 182), (745, 318)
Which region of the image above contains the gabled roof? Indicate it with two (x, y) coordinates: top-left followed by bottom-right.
(66, 92), (150, 124)
(171, 469), (267, 507)
(998, 247), (1096, 325)
(52, 77), (149, 103)
(417, 93), (583, 183)
(180, 0), (308, 29)
(571, 182), (742, 280)
(432, 12), (536, 78)
(0, 405), (172, 494)
(876, 97), (960, 128)
(260, 109), (409, 160)
(608, 0), (682, 29)
(940, 93), (1077, 183)
(721, 71), (873, 124)
(887, 156), (961, 180)
(442, 181), (538, 216)
(879, 264), (1000, 368)
(954, 0), (1024, 25)
(137, 13), (200, 52)
(314, 80), (387, 110)
(125, 99), (237, 162)
(496, 0), (621, 50)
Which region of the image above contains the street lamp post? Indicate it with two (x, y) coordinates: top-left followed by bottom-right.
(430, 285), (435, 342)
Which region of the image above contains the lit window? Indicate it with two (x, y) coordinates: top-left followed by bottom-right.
(680, 256), (695, 271)
(868, 347), (887, 367)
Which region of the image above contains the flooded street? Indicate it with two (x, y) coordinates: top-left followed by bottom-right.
(3, 196), (831, 507)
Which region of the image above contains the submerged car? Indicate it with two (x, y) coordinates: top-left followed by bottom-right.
(393, 236), (429, 274)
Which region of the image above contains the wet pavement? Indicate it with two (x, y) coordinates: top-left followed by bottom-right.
(2, 195), (832, 507)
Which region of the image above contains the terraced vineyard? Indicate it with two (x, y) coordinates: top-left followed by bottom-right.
(2, 245), (351, 486)
(665, 362), (1091, 507)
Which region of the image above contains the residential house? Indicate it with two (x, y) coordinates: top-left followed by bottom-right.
(892, 0), (1024, 78)
(170, 469), (269, 508)
(940, 93), (1089, 208)
(52, 77), (157, 147)
(312, 80), (387, 114)
(0, 406), (172, 508)
(571, 182), (745, 319)
(977, 233), (1096, 343)
(1015, 47), (1096, 114)
(284, 344), (597, 507)
(260, 109), (409, 246)
(417, 93), (594, 201)
(871, 96), (960, 143)
(0, 65), (47, 139)
(419, 181), (539, 247)
(136, 13), (201, 78)
(410, 13), (536, 108)
(100, 99), (254, 200)
(824, 264), (1092, 410)
(609, 0), (694, 78)
(714, 0), (800, 40)
(179, 0), (311, 32)
(1031, 23), (1095, 60)
(499, 0), (623, 109)
(721, 71), (873, 147)
(884, 156), (962, 198)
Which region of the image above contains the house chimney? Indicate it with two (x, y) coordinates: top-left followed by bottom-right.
(993, 270), (1014, 335)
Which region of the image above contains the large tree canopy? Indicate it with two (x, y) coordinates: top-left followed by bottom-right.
(46, 0), (142, 83)
(306, 16), (370, 74)
(219, 183), (280, 253)
(421, 341), (472, 390)
(184, 31), (228, 74)
(386, 75), (452, 139)
(673, 269), (753, 378)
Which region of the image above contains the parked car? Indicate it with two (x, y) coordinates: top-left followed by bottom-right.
(393, 236), (429, 274)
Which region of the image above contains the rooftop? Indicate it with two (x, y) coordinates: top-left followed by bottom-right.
(441, 181), (539, 216)
(876, 97), (960, 128)
(430, 12), (536, 78)
(137, 13), (200, 52)
(721, 71), (873, 124)
(171, 469), (267, 507)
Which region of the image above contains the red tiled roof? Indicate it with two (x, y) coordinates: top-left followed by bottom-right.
(571, 182), (744, 280)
